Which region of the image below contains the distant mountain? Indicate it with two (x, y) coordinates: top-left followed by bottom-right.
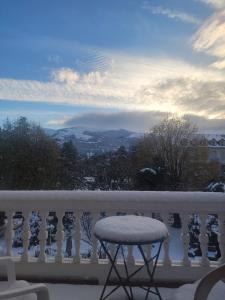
(45, 126), (143, 155)
(45, 126), (225, 155)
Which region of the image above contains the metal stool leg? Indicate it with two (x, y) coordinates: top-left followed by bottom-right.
(99, 242), (120, 300)
(121, 245), (134, 299)
(138, 242), (163, 300)
(99, 240), (164, 300)
(100, 241), (132, 300)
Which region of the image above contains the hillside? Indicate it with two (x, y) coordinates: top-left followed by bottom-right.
(45, 127), (142, 155)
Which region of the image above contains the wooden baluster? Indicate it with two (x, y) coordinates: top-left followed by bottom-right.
(5, 210), (13, 257)
(162, 213), (171, 267)
(181, 213), (191, 267)
(21, 211), (30, 262)
(74, 211), (81, 263)
(218, 213), (225, 264)
(91, 212), (98, 263)
(38, 211), (47, 262)
(199, 213), (209, 267)
(55, 211), (64, 263)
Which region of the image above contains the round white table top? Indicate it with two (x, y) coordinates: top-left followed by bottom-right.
(94, 215), (168, 244)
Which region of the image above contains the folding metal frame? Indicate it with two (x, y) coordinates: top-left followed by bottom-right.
(99, 239), (163, 300)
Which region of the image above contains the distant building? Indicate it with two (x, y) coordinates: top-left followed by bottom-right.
(196, 134), (225, 174)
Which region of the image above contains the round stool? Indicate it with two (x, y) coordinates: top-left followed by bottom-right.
(94, 215), (168, 300)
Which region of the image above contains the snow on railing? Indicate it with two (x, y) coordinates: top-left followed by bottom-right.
(0, 191), (224, 284)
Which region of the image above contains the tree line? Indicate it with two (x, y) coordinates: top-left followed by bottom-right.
(0, 117), (77, 190)
(0, 116), (221, 191)
(80, 117), (221, 191)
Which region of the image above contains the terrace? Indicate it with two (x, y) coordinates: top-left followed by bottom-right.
(0, 190), (225, 299)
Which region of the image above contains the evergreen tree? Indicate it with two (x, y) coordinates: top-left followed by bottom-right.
(0, 117), (60, 189)
(58, 141), (78, 189)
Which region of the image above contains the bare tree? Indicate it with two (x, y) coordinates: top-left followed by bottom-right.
(135, 116), (218, 190)
(151, 116), (197, 188)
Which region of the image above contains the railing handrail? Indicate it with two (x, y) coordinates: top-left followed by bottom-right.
(0, 190), (224, 213)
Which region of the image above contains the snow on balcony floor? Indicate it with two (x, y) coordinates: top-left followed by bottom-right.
(45, 283), (174, 300)
(1, 282), (225, 300)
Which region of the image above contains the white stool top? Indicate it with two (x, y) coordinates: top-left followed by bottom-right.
(94, 215), (168, 244)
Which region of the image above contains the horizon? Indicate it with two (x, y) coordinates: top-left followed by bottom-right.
(2, 116), (225, 135)
(1, 0), (225, 132)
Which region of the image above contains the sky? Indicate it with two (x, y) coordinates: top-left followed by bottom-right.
(1, 0), (225, 132)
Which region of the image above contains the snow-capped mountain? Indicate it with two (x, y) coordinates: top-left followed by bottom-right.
(46, 126), (225, 156)
(45, 126), (142, 155)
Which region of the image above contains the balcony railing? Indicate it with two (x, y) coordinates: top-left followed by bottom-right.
(0, 191), (224, 284)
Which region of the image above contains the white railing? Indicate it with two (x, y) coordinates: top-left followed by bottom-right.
(0, 191), (225, 284)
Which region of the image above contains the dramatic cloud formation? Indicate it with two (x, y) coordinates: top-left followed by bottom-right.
(193, 9), (225, 69)
(48, 110), (225, 133)
(2, 0), (225, 135)
(139, 78), (225, 118)
(142, 3), (200, 25)
(0, 53), (225, 119)
(59, 111), (167, 132)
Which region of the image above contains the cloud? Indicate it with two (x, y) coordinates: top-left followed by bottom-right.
(48, 115), (72, 126)
(185, 114), (225, 133)
(0, 53), (225, 120)
(64, 111), (167, 132)
(198, 0), (225, 9)
(51, 68), (80, 84)
(192, 9), (225, 68)
(210, 59), (225, 69)
(51, 68), (106, 86)
(48, 110), (225, 133)
(139, 77), (225, 118)
(142, 3), (201, 25)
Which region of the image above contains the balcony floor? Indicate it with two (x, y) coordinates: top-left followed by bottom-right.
(1, 281), (225, 299)
(43, 283), (174, 300)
